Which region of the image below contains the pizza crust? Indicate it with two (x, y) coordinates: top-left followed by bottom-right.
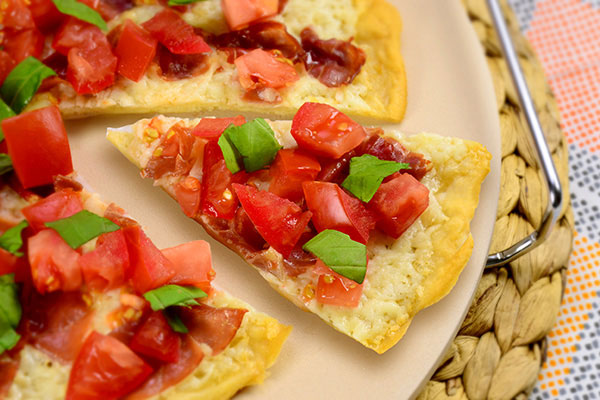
(107, 117), (491, 354)
(27, 0), (406, 122)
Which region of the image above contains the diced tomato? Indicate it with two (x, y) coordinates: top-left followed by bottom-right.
(28, 0), (65, 32)
(20, 291), (94, 363)
(52, 18), (104, 55)
(313, 259), (363, 307)
(302, 181), (376, 244)
(143, 123), (197, 180)
(142, 9), (211, 55)
(28, 229), (82, 294)
(66, 332), (153, 400)
(221, 0), (278, 30)
(179, 304), (247, 355)
(22, 189), (83, 232)
(129, 311), (180, 363)
(0, 358), (19, 397)
(269, 149), (321, 201)
(79, 230), (129, 292)
(291, 102), (366, 159)
(233, 183), (311, 258)
(174, 176), (202, 218)
(234, 49), (297, 90)
(3, 29), (44, 63)
(115, 20), (157, 82)
(0, 248), (18, 275)
(368, 173), (430, 238)
(191, 116), (246, 139)
(122, 226), (175, 294)
(200, 140), (247, 220)
(125, 335), (203, 400)
(1, 0), (35, 30)
(0, 51), (15, 86)
(2, 106), (74, 189)
(162, 240), (215, 291)
(78, 0), (133, 21)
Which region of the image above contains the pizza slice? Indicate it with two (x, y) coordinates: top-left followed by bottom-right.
(107, 102), (492, 354)
(1, 0), (405, 121)
(0, 107), (290, 399)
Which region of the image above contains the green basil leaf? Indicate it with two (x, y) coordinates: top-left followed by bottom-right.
(220, 118), (281, 173)
(45, 210), (120, 249)
(0, 322), (20, 354)
(303, 230), (367, 284)
(163, 309), (188, 333)
(0, 154), (13, 176)
(168, 0), (205, 5)
(341, 154), (410, 202)
(0, 221), (29, 257)
(143, 285), (207, 311)
(0, 57), (57, 114)
(0, 97), (16, 142)
(0, 274), (21, 328)
(218, 131), (242, 174)
(51, 0), (107, 31)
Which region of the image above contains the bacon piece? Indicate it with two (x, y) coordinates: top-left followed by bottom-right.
(156, 44), (209, 81)
(300, 27), (366, 87)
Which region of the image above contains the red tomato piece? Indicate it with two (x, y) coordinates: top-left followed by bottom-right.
(80, 230), (129, 292)
(1, 0), (35, 30)
(221, 0), (278, 30)
(233, 183), (311, 258)
(129, 311), (181, 363)
(233, 206), (267, 251)
(122, 226), (175, 294)
(234, 49), (298, 90)
(22, 189), (82, 232)
(52, 18), (106, 55)
(28, 229), (82, 294)
(66, 331), (153, 400)
(179, 304), (247, 355)
(125, 335), (203, 400)
(66, 44), (117, 94)
(269, 149), (321, 201)
(3, 29), (44, 63)
(162, 240), (215, 292)
(191, 116), (246, 139)
(302, 181), (376, 244)
(28, 0), (64, 32)
(0, 51), (16, 86)
(2, 106), (73, 189)
(20, 291), (94, 363)
(142, 9), (211, 55)
(0, 248), (18, 276)
(115, 20), (157, 82)
(200, 140), (246, 220)
(291, 102), (367, 159)
(368, 173), (430, 238)
(174, 176), (202, 218)
(0, 358), (19, 398)
(313, 259), (363, 307)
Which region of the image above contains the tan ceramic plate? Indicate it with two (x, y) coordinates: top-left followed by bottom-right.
(65, 0), (501, 398)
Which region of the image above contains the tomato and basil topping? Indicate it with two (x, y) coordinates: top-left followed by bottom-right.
(313, 259), (363, 308)
(143, 285), (207, 311)
(0, 220), (28, 256)
(50, 0), (107, 31)
(221, 0), (279, 30)
(142, 9), (211, 55)
(0, 57), (56, 114)
(218, 117), (281, 174)
(268, 149), (321, 201)
(234, 48), (298, 91)
(341, 154), (410, 202)
(115, 20), (157, 82)
(0, 274), (21, 355)
(44, 210), (120, 249)
(191, 116), (246, 139)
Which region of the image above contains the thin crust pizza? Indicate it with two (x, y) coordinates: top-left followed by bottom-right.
(1, 0), (406, 121)
(107, 102), (492, 353)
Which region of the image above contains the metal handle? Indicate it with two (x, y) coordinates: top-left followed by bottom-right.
(484, 0), (563, 268)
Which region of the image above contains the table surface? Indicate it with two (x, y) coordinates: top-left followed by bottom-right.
(507, 0), (600, 398)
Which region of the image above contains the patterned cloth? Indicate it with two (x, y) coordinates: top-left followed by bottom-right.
(507, 0), (600, 398)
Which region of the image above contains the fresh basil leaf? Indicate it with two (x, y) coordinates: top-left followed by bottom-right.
(0, 322), (20, 354)
(45, 210), (120, 249)
(0, 57), (57, 114)
(143, 285), (207, 311)
(168, 0), (205, 5)
(0, 154), (12, 175)
(0, 221), (28, 257)
(51, 0), (107, 31)
(303, 230), (367, 284)
(221, 118), (281, 173)
(0, 274), (21, 328)
(0, 97), (16, 142)
(163, 309), (188, 333)
(218, 130), (242, 174)
(341, 154), (410, 202)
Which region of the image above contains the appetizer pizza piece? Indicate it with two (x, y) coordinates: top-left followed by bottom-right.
(0, 106), (290, 400)
(108, 102), (492, 353)
(1, 0), (405, 121)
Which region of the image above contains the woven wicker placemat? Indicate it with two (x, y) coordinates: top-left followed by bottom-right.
(416, 1), (574, 399)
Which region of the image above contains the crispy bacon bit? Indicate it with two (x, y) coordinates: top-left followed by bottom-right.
(53, 174), (83, 192)
(208, 21), (303, 62)
(300, 27), (366, 87)
(361, 135), (432, 181)
(143, 123), (197, 179)
(156, 44), (209, 81)
(104, 203), (139, 228)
